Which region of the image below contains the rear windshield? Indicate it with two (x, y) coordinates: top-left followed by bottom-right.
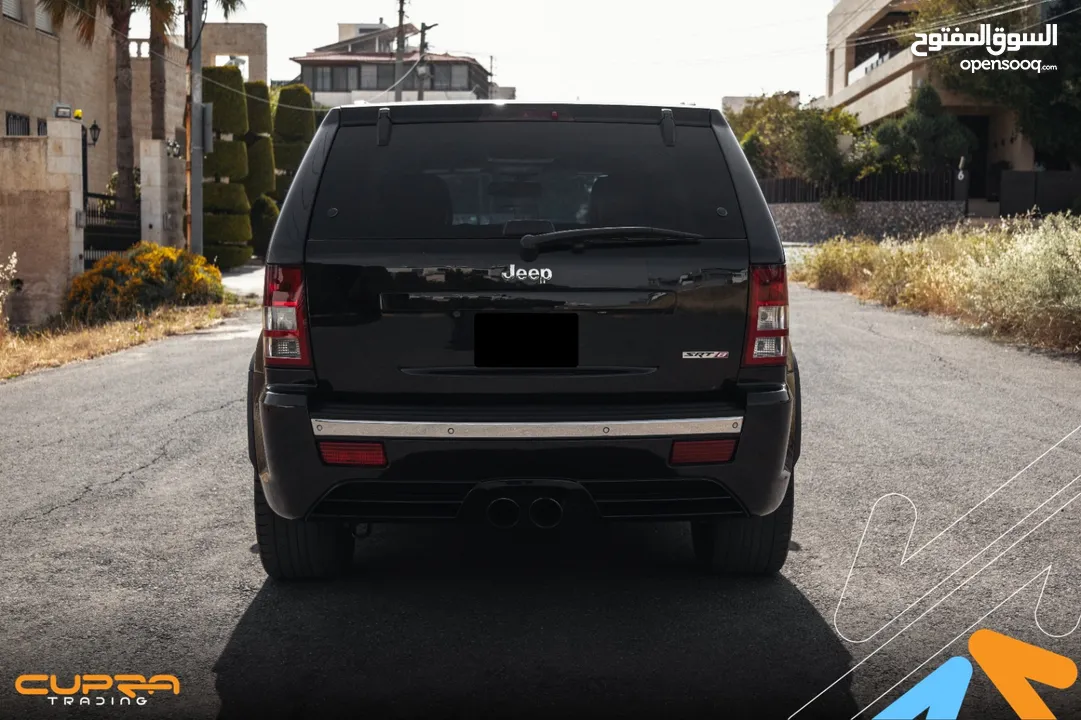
(309, 121), (746, 240)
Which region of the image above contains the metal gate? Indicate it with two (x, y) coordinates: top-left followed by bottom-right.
(83, 193), (141, 270)
(82, 125), (141, 270)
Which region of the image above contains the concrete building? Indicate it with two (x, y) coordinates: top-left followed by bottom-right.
(825, 0), (1036, 202)
(293, 22), (493, 106)
(202, 22), (268, 84)
(3, 6), (266, 192)
(1, 0), (116, 192)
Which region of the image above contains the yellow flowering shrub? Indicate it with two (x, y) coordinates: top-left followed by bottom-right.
(66, 242), (225, 323)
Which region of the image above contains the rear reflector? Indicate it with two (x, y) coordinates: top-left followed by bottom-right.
(670, 439), (738, 465)
(318, 442), (387, 467)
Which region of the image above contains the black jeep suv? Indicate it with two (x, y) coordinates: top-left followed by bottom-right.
(247, 101), (801, 580)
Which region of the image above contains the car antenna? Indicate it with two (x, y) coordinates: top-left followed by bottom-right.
(376, 107), (392, 146)
(659, 108), (676, 147)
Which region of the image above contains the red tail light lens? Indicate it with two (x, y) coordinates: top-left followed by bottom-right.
(743, 264), (788, 366)
(318, 442), (387, 467)
(670, 439), (738, 465)
(263, 265), (312, 367)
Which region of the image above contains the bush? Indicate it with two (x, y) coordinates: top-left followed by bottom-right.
(203, 243), (253, 271)
(273, 84), (315, 143)
(245, 81), (273, 136)
(203, 182), (251, 214)
(243, 135), (275, 202)
(65, 243), (224, 323)
(794, 214), (1081, 353)
(204, 140), (249, 181)
(0, 251), (16, 334)
(250, 195), (279, 258)
(202, 65), (249, 136)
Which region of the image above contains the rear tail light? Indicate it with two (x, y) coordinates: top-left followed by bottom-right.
(670, 439), (738, 465)
(743, 264), (788, 366)
(263, 265), (312, 367)
(318, 441), (387, 467)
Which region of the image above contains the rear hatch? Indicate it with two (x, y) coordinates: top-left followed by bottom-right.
(304, 106), (750, 400)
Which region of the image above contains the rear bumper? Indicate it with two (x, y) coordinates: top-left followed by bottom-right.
(256, 389), (792, 521)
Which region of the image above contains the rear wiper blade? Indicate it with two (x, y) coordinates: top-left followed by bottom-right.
(520, 226), (703, 259)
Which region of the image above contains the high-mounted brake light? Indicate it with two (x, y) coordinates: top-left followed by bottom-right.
(743, 264), (788, 366)
(263, 264), (312, 367)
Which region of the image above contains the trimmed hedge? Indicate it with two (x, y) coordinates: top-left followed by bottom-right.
(243, 135), (275, 202)
(202, 65), (249, 136)
(245, 81), (273, 136)
(204, 213), (253, 246)
(204, 139), (249, 181)
(251, 194), (279, 258)
(273, 84), (315, 142)
(204, 182), (251, 215)
(203, 243), (253, 271)
(273, 142), (307, 174)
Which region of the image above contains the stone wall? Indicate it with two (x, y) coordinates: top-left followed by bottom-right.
(768, 201), (967, 244)
(0, 119), (84, 326)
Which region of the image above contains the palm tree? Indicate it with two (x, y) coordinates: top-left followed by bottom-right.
(149, 0), (242, 143)
(43, 0), (141, 213)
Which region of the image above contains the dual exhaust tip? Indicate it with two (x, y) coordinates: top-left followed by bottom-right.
(486, 496), (563, 530)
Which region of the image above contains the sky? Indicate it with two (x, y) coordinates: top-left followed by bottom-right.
(134, 0), (837, 106)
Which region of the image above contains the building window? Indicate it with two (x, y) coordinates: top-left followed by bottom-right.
(2, 0), (22, 21)
(35, 1), (53, 32)
(360, 65), (377, 89)
(37, 118), (47, 136)
(433, 64), (451, 90)
(376, 64), (395, 89)
(347, 66), (358, 90)
(6, 112), (30, 136)
(451, 64), (468, 90)
(315, 66), (333, 91)
(332, 66), (348, 91)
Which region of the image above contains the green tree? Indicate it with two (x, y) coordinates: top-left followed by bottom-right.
(873, 85), (976, 170)
(202, 65), (252, 270)
(907, 0), (1081, 166)
(42, 0), (141, 212)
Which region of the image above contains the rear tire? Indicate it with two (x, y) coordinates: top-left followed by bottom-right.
(254, 475), (354, 581)
(691, 472), (794, 575)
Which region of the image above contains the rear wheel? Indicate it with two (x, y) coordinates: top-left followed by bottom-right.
(691, 471), (794, 575)
(253, 475), (354, 581)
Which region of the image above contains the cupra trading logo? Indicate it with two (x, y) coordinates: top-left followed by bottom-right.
(874, 629), (1077, 719)
(14, 673), (181, 707)
(911, 22), (1058, 57)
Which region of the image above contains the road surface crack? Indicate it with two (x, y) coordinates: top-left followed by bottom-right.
(11, 443), (173, 527)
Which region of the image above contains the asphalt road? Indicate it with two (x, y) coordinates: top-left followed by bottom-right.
(2, 287), (1080, 719)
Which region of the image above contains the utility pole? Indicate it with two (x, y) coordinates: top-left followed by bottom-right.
(184, 0), (205, 254)
(416, 22), (437, 102)
(393, 0), (406, 102)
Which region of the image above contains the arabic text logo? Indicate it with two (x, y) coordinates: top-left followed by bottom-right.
(874, 629), (1077, 719)
(911, 23), (1058, 57)
(14, 674), (181, 707)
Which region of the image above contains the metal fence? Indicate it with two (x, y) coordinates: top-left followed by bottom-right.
(759, 171), (958, 204)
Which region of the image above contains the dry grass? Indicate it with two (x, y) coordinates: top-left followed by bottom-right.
(791, 213), (1081, 354)
(0, 303), (251, 381)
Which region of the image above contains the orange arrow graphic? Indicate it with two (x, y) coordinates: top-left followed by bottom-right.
(968, 628), (1078, 719)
